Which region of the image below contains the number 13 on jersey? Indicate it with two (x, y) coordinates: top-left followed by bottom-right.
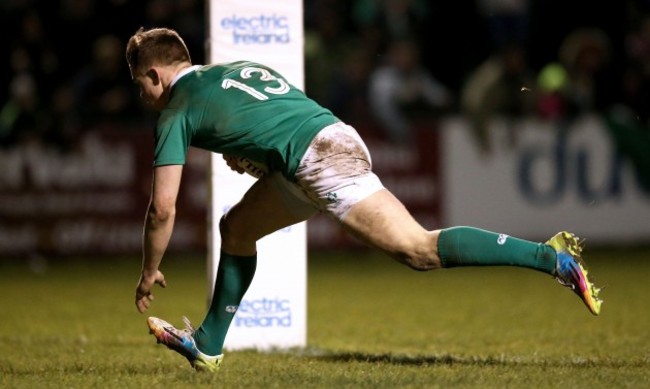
(222, 67), (291, 101)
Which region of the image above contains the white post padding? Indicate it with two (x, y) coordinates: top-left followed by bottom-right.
(207, 0), (307, 350)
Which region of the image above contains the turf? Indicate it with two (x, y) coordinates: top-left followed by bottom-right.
(1, 247), (649, 388)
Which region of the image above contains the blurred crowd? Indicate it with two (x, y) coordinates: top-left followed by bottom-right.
(2, 0), (650, 155)
(0, 0), (205, 151)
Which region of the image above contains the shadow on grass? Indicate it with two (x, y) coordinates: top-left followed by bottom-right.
(308, 350), (649, 369)
(315, 351), (503, 366)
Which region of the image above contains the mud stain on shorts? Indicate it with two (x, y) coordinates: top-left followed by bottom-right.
(313, 136), (334, 155)
(306, 126), (371, 177)
(293, 122), (383, 219)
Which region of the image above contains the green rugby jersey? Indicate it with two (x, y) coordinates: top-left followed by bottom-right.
(154, 61), (340, 179)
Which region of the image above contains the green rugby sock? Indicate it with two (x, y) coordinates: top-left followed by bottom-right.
(437, 226), (556, 274)
(193, 251), (257, 356)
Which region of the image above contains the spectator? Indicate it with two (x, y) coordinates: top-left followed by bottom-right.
(601, 15), (650, 192)
(535, 62), (570, 121)
(171, 0), (206, 63)
(72, 34), (140, 128)
(368, 37), (452, 145)
(460, 43), (537, 154)
(143, 0), (175, 29)
(534, 28), (613, 123)
(351, 0), (430, 42)
(322, 47), (374, 124)
(557, 27), (612, 117)
(0, 73), (42, 147)
(305, 0), (359, 105)
(55, 0), (100, 79)
(620, 15), (650, 126)
(476, 0), (530, 51)
(40, 83), (82, 152)
(15, 10), (60, 99)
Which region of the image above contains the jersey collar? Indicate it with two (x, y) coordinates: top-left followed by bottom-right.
(171, 65), (202, 87)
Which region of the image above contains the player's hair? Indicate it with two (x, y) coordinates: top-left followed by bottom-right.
(125, 27), (191, 74)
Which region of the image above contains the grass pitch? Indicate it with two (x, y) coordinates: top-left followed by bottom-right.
(1, 247), (649, 388)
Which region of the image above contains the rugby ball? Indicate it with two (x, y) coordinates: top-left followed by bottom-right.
(236, 156), (268, 178)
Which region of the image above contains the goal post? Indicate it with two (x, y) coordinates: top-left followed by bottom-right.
(206, 0), (307, 350)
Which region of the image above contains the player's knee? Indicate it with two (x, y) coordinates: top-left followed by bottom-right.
(394, 247), (440, 271)
(389, 234), (440, 271)
(219, 213), (255, 246)
(404, 255), (439, 271)
(219, 214), (232, 239)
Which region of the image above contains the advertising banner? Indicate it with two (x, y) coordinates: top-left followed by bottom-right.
(441, 116), (650, 244)
(0, 128), (208, 258)
(207, 0), (306, 350)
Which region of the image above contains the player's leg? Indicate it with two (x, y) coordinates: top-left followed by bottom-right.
(191, 172), (316, 359)
(149, 172), (316, 370)
(343, 190), (557, 273)
(298, 123), (557, 274)
(301, 123), (601, 315)
(342, 190), (602, 315)
(339, 188), (441, 270)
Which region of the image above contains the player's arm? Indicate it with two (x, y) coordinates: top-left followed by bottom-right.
(135, 164), (183, 313)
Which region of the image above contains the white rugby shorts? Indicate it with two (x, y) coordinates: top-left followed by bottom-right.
(270, 122), (385, 220)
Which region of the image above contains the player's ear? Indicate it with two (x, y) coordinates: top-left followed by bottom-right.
(146, 68), (161, 85)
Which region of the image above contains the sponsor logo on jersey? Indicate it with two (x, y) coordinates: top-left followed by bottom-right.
(497, 234), (509, 245)
(220, 14), (290, 44)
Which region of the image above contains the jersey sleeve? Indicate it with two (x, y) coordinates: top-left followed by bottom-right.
(153, 110), (191, 167)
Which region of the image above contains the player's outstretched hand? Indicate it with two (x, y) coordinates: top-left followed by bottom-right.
(135, 270), (167, 313)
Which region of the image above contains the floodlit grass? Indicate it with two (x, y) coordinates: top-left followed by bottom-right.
(1, 247), (649, 388)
